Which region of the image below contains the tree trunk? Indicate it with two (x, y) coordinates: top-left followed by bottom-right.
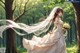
(5, 0), (17, 53)
(72, 2), (80, 53)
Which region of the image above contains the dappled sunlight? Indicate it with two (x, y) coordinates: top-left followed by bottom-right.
(67, 45), (77, 53)
(0, 0), (79, 53)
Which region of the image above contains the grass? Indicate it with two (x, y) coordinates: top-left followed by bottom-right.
(17, 44), (77, 53)
(66, 45), (77, 53)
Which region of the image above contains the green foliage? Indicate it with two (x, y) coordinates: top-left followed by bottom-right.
(17, 48), (27, 53)
(67, 45), (77, 53)
(0, 0), (77, 51)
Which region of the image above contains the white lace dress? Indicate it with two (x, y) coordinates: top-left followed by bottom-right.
(23, 18), (67, 53)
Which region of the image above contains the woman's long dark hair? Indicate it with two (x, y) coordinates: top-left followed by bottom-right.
(53, 8), (63, 21)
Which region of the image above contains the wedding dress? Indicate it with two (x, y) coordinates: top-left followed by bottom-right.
(23, 17), (67, 53)
(0, 6), (66, 53)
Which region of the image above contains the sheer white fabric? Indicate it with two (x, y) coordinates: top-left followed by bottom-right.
(0, 7), (61, 37)
(0, 7), (67, 53)
(23, 18), (67, 53)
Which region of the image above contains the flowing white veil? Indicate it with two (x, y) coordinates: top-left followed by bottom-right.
(0, 7), (60, 38)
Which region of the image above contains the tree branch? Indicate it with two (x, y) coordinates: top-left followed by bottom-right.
(0, 0), (5, 5)
(12, 5), (16, 14)
(18, 1), (23, 14)
(0, 3), (5, 9)
(14, 11), (27, 21)
(12, 0), (16, 14)
(14, 0), (29, 21)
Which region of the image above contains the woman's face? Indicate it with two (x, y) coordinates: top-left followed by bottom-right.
(58, 11), (63, 16)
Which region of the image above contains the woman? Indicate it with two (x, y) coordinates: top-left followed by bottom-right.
(22, 7), (67, 53)
(0, 7), (66, 53)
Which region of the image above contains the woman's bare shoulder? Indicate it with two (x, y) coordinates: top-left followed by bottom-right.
(54, 18), (59, 24)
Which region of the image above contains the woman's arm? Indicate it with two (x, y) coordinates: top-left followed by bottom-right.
(52, 18), (59, 31)
(49, 18), (59, 34)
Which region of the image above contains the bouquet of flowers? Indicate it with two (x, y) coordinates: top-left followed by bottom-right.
(62, 22), (70, 37)
(62, 22), (70, 30)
